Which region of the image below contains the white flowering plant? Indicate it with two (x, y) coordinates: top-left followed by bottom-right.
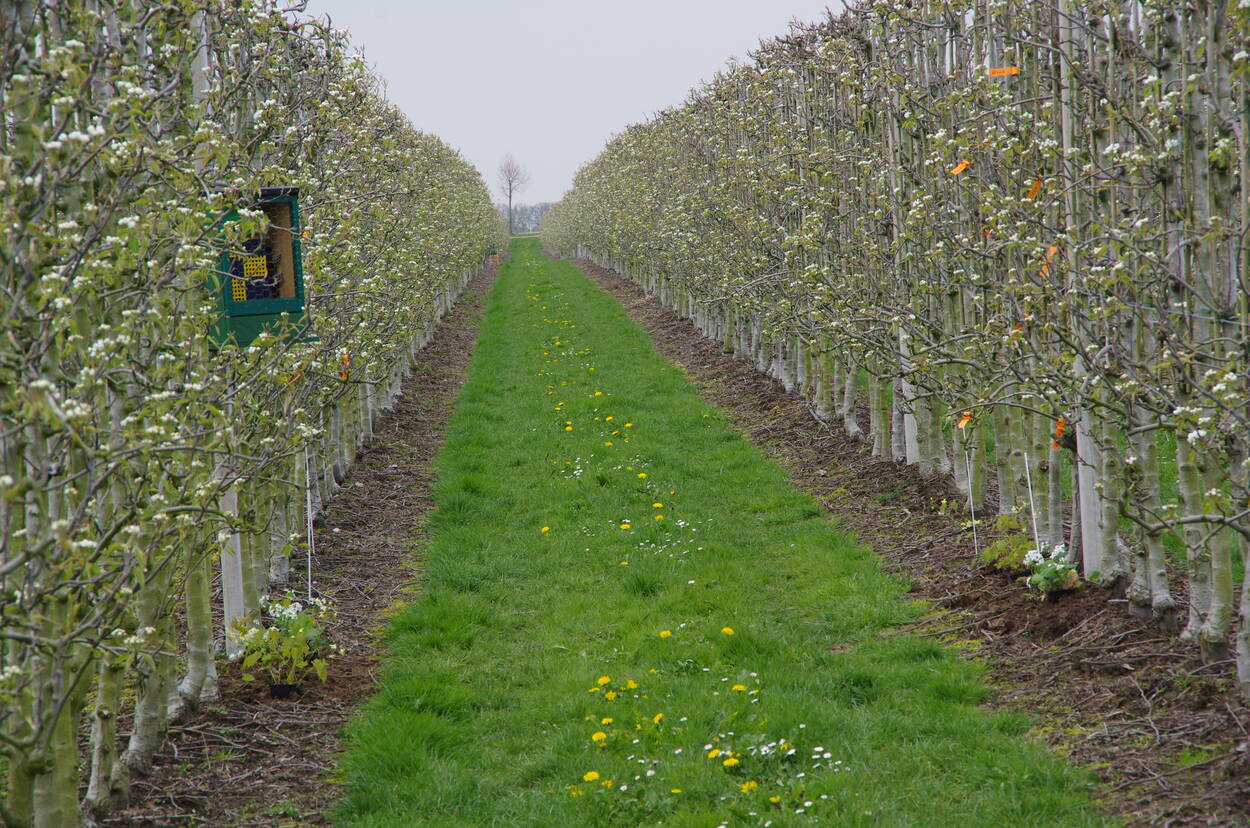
(1023, 544), (1080, 595)
(231, 592), (337, 687)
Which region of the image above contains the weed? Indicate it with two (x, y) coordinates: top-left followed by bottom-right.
(982, 534), (1032, 571)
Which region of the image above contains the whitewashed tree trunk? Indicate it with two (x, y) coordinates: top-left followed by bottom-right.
(84, 658), (127, 817)
(841, 359), (862, 441)
(220, 483), (247, 658)
(1074, 406), (1105, 577)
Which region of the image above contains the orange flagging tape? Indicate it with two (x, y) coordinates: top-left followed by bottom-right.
(1027, 178), (1043, 199)
(949, 159), (970, 175)
(1040, 245), (1059, 276)
(989, 66), (1020, 77)
(1053, 416), (1067, 450)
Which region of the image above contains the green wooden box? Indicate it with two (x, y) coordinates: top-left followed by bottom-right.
(210, 186), (314, 348)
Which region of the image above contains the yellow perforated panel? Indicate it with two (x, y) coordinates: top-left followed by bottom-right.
(243, 255), (267, 280)
(231, 278), (246, 302)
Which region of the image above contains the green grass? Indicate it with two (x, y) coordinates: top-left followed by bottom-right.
(335, 238), (1109, 827)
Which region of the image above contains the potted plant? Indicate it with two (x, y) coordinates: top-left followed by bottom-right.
(231, 592), (337, 697)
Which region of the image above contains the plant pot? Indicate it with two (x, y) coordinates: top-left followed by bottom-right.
(269, 682), (300, 698)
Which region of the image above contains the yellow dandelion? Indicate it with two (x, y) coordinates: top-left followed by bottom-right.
(625, 423), (633, 428)
(722, 757), (740, 767)
(564, 425), (573, 431)
(740, 780), (758, 793)
(731, 683), (746, 692)
(620, 523), (631, 530)
(601, 717), (614, 724)
(707, 748), (721, 759)
(583, 771), (599, 782)
(625, 679), (639, 690)
(721, 626), (736, 636)
(671, 788), (682, 794)
(594, 391), (602, 396)
(597, 675), (611, 686)
(769, 795), (781, 803)
(653, 502), (663, 508)
(601, 779), (612, 787)
(659, 629), (672, 638)
(652, 712), (663, 724)
(655, 514), (664, 521)
(636, 472), (647, 478)
(604, 441), (613, 446)
(606, 416), (614, 421)
(604, 690), (617, 700)
(619, 560), (629, 566)
(591, 731), (607, 743)
(541, 526), (550, 534)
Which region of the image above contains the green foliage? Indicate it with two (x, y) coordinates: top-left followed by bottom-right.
(1, 2), (505, 816)
(232, 593), (337, 686)
(981, 534), (1033, 571)
(981, 517), (1032, 571)
(1024, 546), (1082, 597)
(539, 0), (1250, 716)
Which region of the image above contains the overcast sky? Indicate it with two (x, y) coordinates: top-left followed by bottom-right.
(307, 0), (840, 204)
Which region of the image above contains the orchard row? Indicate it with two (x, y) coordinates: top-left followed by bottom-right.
(543, 1), (1250, 696)
(1, 3), (505, 826)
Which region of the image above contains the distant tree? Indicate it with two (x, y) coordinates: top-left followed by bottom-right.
(498, 155), (530, 234)
(496, 201), (554, 233)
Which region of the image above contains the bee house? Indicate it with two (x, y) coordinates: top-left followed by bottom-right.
(211, 186), (311, 347)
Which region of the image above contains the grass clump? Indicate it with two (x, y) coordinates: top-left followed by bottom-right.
(336, 238), (1109, 827)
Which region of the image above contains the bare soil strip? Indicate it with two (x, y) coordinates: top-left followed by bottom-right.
(572, 256), (1250, 828)
(103, 265), (497, 827)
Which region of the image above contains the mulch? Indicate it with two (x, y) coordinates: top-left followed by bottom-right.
(570, 256), (1250, 828)
(101, 263), (498, 827)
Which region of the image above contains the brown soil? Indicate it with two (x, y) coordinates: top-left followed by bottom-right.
(571, 256), (1250, 828)
(102, 264), (497, 827)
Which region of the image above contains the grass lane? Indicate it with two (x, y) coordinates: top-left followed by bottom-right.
(336, 238), (1108, 827)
